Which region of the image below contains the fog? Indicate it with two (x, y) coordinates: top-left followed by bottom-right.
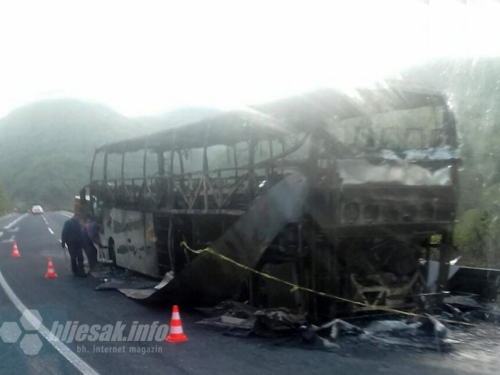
(0, 0), (499, 116)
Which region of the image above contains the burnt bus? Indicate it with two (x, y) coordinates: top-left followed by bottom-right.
(84, 86), (459, 319)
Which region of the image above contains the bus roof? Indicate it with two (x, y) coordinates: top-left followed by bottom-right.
(97, 107), (287, 154)
(97, 85), (448, 154)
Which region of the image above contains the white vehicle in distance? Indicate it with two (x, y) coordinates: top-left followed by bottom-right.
(31, 205), (44, 215)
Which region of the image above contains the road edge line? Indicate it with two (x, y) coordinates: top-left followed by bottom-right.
(0, 271), (100, 375)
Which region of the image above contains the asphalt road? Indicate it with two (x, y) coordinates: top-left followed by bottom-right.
(0, 212), (498, 375)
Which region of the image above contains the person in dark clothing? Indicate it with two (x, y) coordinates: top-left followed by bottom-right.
(82, 219), (102, 271)
(61, 214), (86, 277)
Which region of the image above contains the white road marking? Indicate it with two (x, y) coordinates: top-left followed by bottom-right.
(58, 239), (62, 243)
(4, 213), (28, 230)
(48, 228), (54, 235)
(0, 271), (100, 375)
(0, 231), (3, 238)
(1, 235), (15, 243)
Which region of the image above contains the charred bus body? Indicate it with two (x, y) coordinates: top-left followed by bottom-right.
(84, 87), (460, 320)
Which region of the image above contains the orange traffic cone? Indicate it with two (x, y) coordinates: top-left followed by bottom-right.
(166, 305), (188, 343)
(12, 241), (20, 258)
(45, 257), (58, 278)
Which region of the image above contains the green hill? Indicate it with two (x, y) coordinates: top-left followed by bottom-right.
(0, 99), (217, 210)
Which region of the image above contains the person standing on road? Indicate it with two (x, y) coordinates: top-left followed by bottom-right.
(61, 213), (87, 277)
(82, 217), (102, 272)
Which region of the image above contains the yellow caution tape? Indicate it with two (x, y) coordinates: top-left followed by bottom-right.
(180, 242), (477, 327)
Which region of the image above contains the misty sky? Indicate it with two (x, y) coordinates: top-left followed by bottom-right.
(0, 0), (499, 117)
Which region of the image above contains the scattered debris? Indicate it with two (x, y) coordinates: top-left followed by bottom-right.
(119, 272), (175, 300)
(196, 300), (257, 319)
(196, 300), (257, 333)
(93, 266), (161, 292)
(195, 300), (458, 352)
(421, 315), (448, 339)
(221, 315), (248, 326)
(253, 308), (308, 338)
(197, 316), (254, 331)
(365, 320), (419, 334)
(315, 319), (365, 340)
(94, 278), (158, 291)
(442, 294), (500, 324)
